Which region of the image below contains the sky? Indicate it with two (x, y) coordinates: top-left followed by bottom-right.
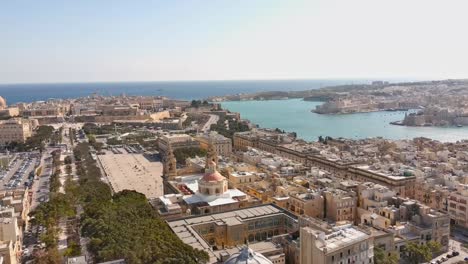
(1, 0), (468, 84)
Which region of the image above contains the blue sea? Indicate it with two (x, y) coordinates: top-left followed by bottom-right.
(0, 79), (366, 104)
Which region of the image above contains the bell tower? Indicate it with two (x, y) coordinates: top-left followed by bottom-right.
(163, 144), (177, 178)
(205, 143), (218, 171)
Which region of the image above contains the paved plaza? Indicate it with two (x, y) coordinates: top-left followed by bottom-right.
(98, 152), (163, 199)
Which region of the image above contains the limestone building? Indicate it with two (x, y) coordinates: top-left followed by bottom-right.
(196, 132), (232, 157)
(167, 204), (297, 263)
(0, 118), (34, 146)
(323, 189), (357, 223)
(288, 191), (324, 219)
(158, 134), (200, 153)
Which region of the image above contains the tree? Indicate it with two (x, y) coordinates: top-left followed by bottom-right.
(374, 247), (398, 264)
(191, 100), (202, 108)
(173, 147), (207, 165)
(210, 117), (250, 139)
(403, 241), (441, 264)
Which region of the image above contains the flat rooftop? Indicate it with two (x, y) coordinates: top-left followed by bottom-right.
(354, 165), (412, 180)
(98, 152), (163, 199)
(305, 225), (369, 253)
(325, 227), (369, 252)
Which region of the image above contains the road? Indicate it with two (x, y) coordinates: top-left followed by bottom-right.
(29, 151), (53, 211)
(202, 114), (219, 132)
(430, 239), (468, 264)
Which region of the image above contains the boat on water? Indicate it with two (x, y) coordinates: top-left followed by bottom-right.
(456, 124), (463, 128)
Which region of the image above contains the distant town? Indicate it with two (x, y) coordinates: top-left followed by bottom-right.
(0, 89), (466, 264)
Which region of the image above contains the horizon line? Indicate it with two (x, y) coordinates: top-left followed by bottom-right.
(0, 76), (450, 86)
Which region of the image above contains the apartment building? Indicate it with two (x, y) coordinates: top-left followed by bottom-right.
(323, 189), (357, 223)
(359, 196), (451, 253)
(288, 191), (324, 219)
(228, 171), (257, 188)
(357, 182), (396, 211)
(448, 184), (468, 228)
(300, 225), (374, 264)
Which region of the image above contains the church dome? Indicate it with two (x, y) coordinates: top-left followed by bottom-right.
(0, 96), (6, 109)
(201, 160), (225, 182)
(224, 246), (272, 264)
(201, 170), (225, 182)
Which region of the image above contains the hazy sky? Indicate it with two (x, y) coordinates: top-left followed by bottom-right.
(1, 0), (468, 83)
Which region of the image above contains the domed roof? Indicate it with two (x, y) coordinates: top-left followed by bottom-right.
(224, 246), (272, 264)
(201, 160), (225, 182)
(0, 96), (6, 109)
(201, 170), (225, 182)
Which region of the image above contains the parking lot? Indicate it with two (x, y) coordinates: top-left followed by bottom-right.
(0, 153), (39, 191)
